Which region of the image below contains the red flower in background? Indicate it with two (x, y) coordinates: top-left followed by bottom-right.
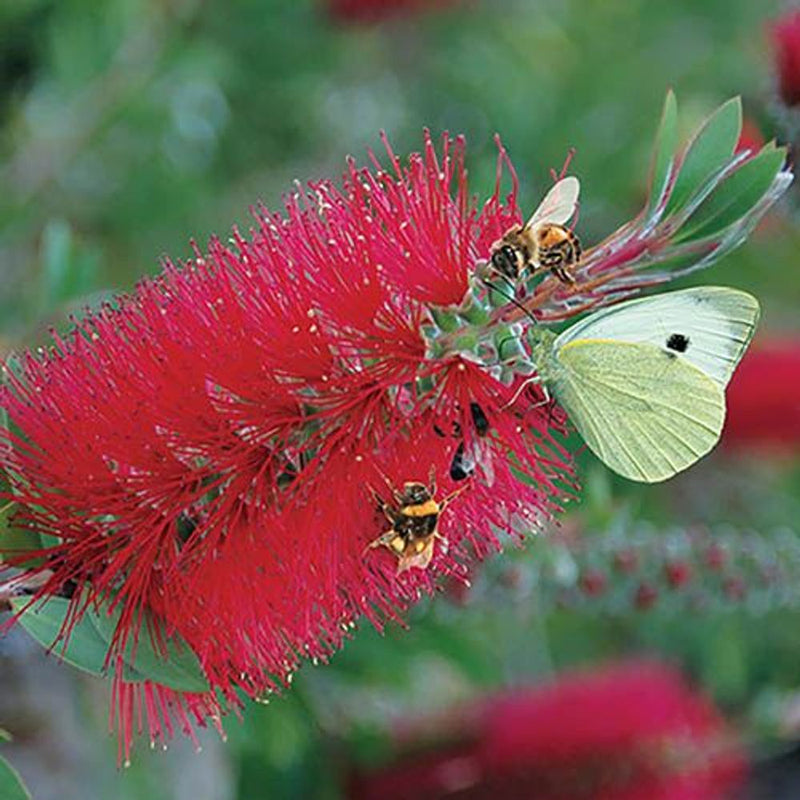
(736, 117), (765, 155)
(348, 661), (746, 800)
(0, 132), (572, 759)
(770, 10), (800, 107)
(725, 338), (800, 449)
(326, 0), (460, 24)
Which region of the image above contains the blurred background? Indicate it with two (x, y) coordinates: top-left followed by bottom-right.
(3, 0), (800, 797)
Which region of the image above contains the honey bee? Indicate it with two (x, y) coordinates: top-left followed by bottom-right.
(368, 471), (464, 573)
(489, 176), (581, 285)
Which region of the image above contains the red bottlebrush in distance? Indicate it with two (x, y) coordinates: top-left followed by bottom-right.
(736, 117), (766, 155)
(326, 0), (460, 24)
(348, 661), (746, 800)
(770, 10), (800, 107)
(725, 339), (800, 449)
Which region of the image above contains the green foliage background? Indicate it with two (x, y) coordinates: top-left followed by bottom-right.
(2, 0), (800, 798)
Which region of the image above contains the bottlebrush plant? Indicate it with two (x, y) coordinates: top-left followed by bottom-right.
(0, 92), (792, 761)
(347, 661), (745, 800)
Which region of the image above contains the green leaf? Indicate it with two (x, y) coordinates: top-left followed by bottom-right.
(0, 755), (31, 800)
(665, 97), (742, 215)
(90, 602), (209, 693)
(0, 500), (44, 568)
(674, 144), (787, 243)
(12, 595), (205, 687)
(647, 90), (678, 212)
(429, 307), (461, 332)
(11, 596), (114, 678)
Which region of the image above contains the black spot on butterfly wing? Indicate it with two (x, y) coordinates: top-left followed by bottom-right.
(666, 333), (690, 353)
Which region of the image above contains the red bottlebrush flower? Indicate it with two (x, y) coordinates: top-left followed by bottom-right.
(634, 582), (659, 611)
(579, 567), (607, 597)
(326, 0), (460, 24)
(348, 661), (746, 800)
(613, 547), (639, 575)
(770, 10), (800, 107)
(0, 131), (574, 759)
(723, 575), (747, 602)
(704, 543), (727, 571)
(664, 560), (692, 590)
(1, 94), (792, 758)
(725, 338), (800, 450)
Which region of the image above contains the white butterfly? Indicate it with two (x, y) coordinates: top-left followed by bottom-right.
(532, 286), (759, 482)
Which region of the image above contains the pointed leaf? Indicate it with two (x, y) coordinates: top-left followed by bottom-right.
(675, 144), (788, 243)
(11, 596), (114, 678)
(0, 499), (44, 568)
(0, 755), (31, 800)
(90, 603), (209, 692)
(647, 90), (678, 212)
(665, 97), (742, 214)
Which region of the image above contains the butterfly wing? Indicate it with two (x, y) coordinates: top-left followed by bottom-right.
(556, 287), (759, 387)
(527, 176), (580, 228)
(553, 340), (725, 482)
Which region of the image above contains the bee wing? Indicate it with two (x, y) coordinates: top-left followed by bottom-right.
(475, 440), (495, 487)
(526, 176), (580, 228)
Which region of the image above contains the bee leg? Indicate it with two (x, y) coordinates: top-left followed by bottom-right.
(553, 265), (576, 284)
(369, 485), (401, 527)
(368, 528), (397, 549)
(501, 375), (544, 411)
(364, 529), (405, 564)
(428, 464), (437, 496)
(440, 483), (468, 509)
(530, 384), (552, 410)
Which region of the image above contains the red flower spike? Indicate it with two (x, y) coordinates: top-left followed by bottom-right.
(349, 661), (746, 800)
(771, 10), (800, 107)
(326, 0), (460, 24)
(664, 560), (692, 590)
(0, 132), (573, 759)
(579, 567), (607, 597)
(725, 338), (800, 450)
(635, 582), (659, 611)
(736, 117), (765, 156)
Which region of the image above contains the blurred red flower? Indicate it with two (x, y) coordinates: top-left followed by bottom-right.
(736, 117), (765, 155)
(0, 132), (572, 759)
(348, 661), (746, 800)
(770, 10), (800, 107)
(725, 338), (800, 449)
(326, 0), (460, 23)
